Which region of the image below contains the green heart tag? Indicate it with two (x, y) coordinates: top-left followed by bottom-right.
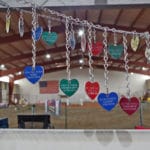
(108, 44), (124, 59)
(60, 79), (79, 97)
(42, 31), (58, 45)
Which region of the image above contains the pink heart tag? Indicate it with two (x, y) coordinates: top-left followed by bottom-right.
(119, 97), (139, 115)
(85, 81), (100, 100)
(91, 42), (103, 56)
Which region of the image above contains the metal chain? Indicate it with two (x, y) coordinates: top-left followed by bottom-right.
(88, 23), (94, 82)
(145, 32), (150, 49)
(93, 28), (96, 43)
(113, 30), (117, 46)
(123, 33), (131, 98)
(31, 5), (37, 68)
(103, 28), (109, 94)
(48, 19), (51, 33)
(18, 10), (24, 37)
(65, 17), (71, 80)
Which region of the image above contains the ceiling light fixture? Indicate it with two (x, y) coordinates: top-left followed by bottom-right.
(46, 54), (51, 59)
(79, 59), (84, 64)
(78, 29), (84, 36)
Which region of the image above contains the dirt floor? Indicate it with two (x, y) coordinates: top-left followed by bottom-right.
(0, 102), (149, 129)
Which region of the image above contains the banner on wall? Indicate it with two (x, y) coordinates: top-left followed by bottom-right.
(45, 99), (61, 116)
(39, 80), (59, 94)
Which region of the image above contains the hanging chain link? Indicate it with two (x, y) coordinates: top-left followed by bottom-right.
(113, 30), (117, 46)
(6, 7), (10, 18)
(31, 5), (37, 68)
(65, 17), (71, 80)
(145, 32), (150, 49)
(88, 23), (94, 82)
(103, 28), (109, 94)
(19, 9), (23, 22)
(48, 19), (51, 33)
(123, 33), (131, 98)
(93, 28), (96, 43)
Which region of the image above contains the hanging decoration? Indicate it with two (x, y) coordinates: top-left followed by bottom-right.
(24, 4), (44, 84)
(6, 7), (11, 33)
(60, 18), (79, 97)
(31, 9), (43, 41)
(18, 10), (24, 37)
(85, 24), (100, 100)
(42, 19), (58, 45)
(68, 22), (76, 50)
(108, 31), (124, 59)
(91, 28), (103, 56)
(80, 28), (86, 52)
(119, 33), (139, 115)
(130, 32), (140, 52)
(145, 32), (150, 63)
(98, 29), (118, 111)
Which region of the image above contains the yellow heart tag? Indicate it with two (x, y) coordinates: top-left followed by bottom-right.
(131, 36), (140, 51)
(6, 15), (11, 33)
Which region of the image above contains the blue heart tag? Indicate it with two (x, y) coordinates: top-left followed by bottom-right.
(98, 92), (118, 111)
(69, 32), (76, 50)
(32, 26), (43, 41)
(24, 65), (44, 84)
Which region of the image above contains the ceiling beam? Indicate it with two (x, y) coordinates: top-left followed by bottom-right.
(0, 54), (82, 77)
(0, 43), (81, 64)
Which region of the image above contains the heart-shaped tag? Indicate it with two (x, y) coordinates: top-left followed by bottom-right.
(69, 32), (76, 50)
(42, 31), (58, 45)
(24, 65), (44, 84)
(32, 26), (43, 41)
(60, 79), (79, 97)
(145, 47), (150, 58)
(119, 97), (139, 115)
(108, 44), (124, 59)
(131, 36), (140, 52)
(85, 81), (100, 100)
(91, 42), (103, 56)
(98, 92), (118, 111)
(81, 33), (86, 52)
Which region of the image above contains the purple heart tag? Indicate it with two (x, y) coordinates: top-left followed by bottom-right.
(32, 26), (43, 41)
(24, 65), (44, 84)
(98, 92), (118, 111)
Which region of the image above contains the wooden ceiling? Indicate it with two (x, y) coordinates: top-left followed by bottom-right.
(0, 4), (150, 80)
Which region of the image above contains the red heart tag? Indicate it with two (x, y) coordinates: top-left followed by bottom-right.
(119, 97), (139, 115)
(92, 42), (103, 56)
(85, 81), (100, 100)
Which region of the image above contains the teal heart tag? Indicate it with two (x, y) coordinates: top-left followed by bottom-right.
(60, 79), (79, 97)
(42, 32), (58, 45)
(108, 44), (124, 59)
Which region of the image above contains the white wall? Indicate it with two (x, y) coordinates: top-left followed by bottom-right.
(16, 68), (150, 104)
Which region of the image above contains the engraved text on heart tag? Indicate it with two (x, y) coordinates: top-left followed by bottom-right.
(24, 65), (44, 84)
(108, 44), (124, 59)
(98, 92), (118, 111)
(85, 81), (100, 100)
(119, 97), (139, 115)
(60, 79), (79, 97)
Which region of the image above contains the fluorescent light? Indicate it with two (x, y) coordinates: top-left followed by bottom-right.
(46, 54), (51, 59)
(131, 72), (134, 75)
(142, 67), (147, 71)
(78, 29), (84, 36)
(79, 59), (84, 64)
(79, 66), (83, 69)
(1, 64), (5, 68)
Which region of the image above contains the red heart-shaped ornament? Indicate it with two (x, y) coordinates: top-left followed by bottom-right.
(92, 42), (103, 56)
(119, 97), (139, 115)
(85, 81), (100, 100)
